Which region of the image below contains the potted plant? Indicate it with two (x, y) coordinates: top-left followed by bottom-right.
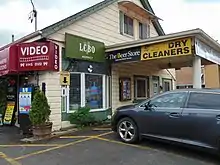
(29, 89), (52, 138)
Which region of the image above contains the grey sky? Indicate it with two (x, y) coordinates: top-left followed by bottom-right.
(0, 0), (219, 47)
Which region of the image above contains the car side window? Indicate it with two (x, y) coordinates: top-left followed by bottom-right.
(150, 92), (187, 108)
(187, 92), (220, 110)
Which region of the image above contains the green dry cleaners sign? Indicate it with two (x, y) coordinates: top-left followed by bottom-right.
(65, 33), (105, 62)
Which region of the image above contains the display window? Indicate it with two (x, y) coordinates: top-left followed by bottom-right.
(68, 73), (110, 112)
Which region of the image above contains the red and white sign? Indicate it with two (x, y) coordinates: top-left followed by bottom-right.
(17, 42), (59, 71)
(0, 46), (17, 76)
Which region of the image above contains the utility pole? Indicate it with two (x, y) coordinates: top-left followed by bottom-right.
(29, 0), (37, 31)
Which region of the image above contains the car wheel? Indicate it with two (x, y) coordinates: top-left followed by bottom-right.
(117, 117), (139, 143)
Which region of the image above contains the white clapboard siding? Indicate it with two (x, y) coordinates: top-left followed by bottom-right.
(48, 1), (158, 46)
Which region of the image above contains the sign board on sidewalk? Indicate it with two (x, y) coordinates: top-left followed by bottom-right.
(3, 102), (15, 125)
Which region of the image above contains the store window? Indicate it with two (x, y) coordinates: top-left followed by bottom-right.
(139, 23), (149, 39)
(85, 74), (103, 109)
(135, 77), (149, 99)
(68, 73), (109, 112)
(69, 74), (81, 111)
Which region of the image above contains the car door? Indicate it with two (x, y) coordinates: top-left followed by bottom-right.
(181, 91), (220, 149)
(139, 91), (188, 140)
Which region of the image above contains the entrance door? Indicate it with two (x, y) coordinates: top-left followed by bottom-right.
(163, 78), (172, 92)
(152, 76), (160, 95)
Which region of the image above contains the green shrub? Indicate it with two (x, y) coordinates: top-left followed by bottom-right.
(29, 89), (51, 126)
(69, 106), (95, 128)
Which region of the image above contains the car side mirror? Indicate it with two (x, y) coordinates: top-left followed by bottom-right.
(144, 101), (152, 111)
(144, 100), (156, 111)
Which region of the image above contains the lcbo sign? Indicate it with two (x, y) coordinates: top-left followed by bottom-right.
(79, 42), (96, 54)
(17, 42), (59, 72)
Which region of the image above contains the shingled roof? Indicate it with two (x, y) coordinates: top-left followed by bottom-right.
(41, 0), (165, 37)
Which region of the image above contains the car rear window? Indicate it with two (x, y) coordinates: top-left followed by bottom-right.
(187, 92), (220, 110)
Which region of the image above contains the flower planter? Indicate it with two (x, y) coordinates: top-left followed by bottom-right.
(32, 122), (53, 138)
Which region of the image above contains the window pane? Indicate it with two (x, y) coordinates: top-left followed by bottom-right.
(151, 92), (187, 108)
(128, 17), (133, 36)
(142, 24), (148, 39)
(137, 79), (146, 98)
(139, 23), (143, 39)
(124, 15), (133, 36)
(69, 74), (81, 110)
(85, 74), (103, 109)
(187, 92), (220, 109)
(124, 15), (128, 34)
(139, 23), (148, 39)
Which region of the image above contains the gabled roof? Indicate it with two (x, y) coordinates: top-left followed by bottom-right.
(0, 0), (165, 49)
(41, 0), (165, 37)
(140, 0), (165, 36)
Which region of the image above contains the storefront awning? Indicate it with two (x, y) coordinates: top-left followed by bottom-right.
(118, 1), (163, 20)
(0, 46), (17, 76)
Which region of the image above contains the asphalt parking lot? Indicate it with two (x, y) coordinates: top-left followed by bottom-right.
(0, 129), (219, 165)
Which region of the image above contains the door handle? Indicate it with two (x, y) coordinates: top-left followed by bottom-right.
(169, 112), (180, 118)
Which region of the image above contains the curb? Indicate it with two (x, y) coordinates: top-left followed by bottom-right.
(20, 128), (78, 144)
(20, 124), (112, 143)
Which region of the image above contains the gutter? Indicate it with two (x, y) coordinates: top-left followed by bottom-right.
(0, 31), (43, 51)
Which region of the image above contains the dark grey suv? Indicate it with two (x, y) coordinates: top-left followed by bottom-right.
(111, 89), (220, 152)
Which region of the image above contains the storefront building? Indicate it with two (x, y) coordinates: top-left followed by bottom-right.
(1, 0), (220, 131)
(176, 64), (220, 89)
(176, 66), (205, 89)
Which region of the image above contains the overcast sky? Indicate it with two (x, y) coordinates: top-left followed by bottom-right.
(0, 0), (219, 47)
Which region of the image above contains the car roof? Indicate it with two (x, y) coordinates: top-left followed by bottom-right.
(168, 88), (220, 93)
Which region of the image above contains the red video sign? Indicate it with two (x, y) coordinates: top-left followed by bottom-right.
(17, 42), (59, 71)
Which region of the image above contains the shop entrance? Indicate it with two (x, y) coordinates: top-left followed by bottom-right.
(0, 73), (38, 135)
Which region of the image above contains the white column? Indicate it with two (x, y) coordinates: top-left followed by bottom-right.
(193, 55), (202, 88)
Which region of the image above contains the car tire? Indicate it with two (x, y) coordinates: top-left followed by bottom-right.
(117, 117), (139, 144)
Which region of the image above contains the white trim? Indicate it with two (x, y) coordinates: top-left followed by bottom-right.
(106, 76), (110, 108)
(90, 108), (109, 112)
(81, 73), (86, 107)
(103, 75), (106, 109)
(66, 86), (70, 113)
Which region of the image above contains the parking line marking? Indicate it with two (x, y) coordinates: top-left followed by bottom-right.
(0, 152), (21, 165)
(92, 128), (112, 131)
(59, 136), (93, 139)
(0, 144), (62, 147)
(14, 131), (113, 161)
(95, 137), (151, 150)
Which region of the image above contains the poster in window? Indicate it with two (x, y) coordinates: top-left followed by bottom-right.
(85, 74), (103, 109)
(119, 78), (131, 101)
